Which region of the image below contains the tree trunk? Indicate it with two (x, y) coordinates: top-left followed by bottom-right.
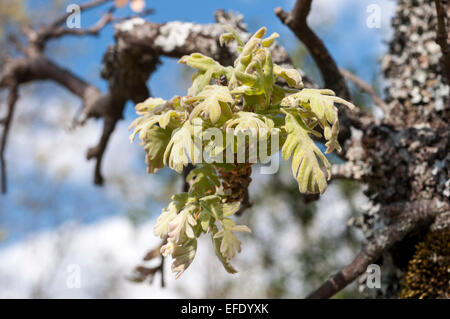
(358, 0), (449, 298)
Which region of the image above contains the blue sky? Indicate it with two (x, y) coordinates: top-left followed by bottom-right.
(41, 0), (394, 98)
(0, 0), (395, 247)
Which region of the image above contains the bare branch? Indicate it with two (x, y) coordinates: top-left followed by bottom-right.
(433, 0), (450, 84)
(339, 68), (389, 114)
(275, 1), (376, 140)
(306, 199), (448, 299)
(49, 0), (114, 28)
(275, 1), (350, 99)
(114, 15), (297, 74)
(236, 188), (253, 216)
(44, 9), (115, 40)
(7, 35), (27, 55)
(43, 8), (155, 41)
(86, 115), (120, 185)
(0, 83), (19, 194)
(131, 237), (167, 286)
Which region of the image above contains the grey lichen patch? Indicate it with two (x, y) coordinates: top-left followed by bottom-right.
(381, 0), (449, 126)
(116, 17), (146, 32)
(155, 22), (197, 52)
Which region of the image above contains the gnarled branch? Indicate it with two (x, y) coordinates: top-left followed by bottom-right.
(306, 199), (448, 299)
(275, 1), (349, 99)
(0, 83), (19, 194)
(433, 0), (450, 84)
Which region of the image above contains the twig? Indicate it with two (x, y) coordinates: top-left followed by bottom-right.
(0, 83), (19, 194)
(43, 4), (154, 42)
(86, 116), (120, 185)
(131, 237), (167, 286)
(339, 68), (389, 114)
(236, 188), (253, 216)
(275, 0), (376, 139)
(44, 9), (115, 40)
(110, 8), (155, 23)
(49, 0), (114, 28)
(434, 0), (450, 84)
(306, 199), (446, 298)
(275, 1), (350, 99)
(7, 35), (27, 55)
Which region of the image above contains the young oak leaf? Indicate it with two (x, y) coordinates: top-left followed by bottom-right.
(186, 165), (220, 197)
(135, 97), (167, 114)
(129, 108), (185, 144)
(224, 112), (276, 157)
(154, 193), (189, 238)
(198, 195), (240, 222)
(281, 89), (355, 153)
(233, 48), (274, 108)
(167, 202), (198, 244)
(179, 53), (223, 73)
(143, 126), (171, 173)
(282, 111), (331, 194)
(163, 120), (200, 173)
(171, 239), (197, 279)
(214, 219), (251, 260)
(261, 32), (279, 47)
(211, 224), (238, 274)
(225, 111), (274, 133)
(179, 53), (232, 96)
(187, 85), (234, 124)
(220, 25), (245, 48)
(273, 65), (303, 89)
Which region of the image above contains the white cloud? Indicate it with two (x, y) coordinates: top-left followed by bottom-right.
(0, 217), (183, 298)
(308, 0), (395, 33)
(0, 179), (365, 298)
(2, 86), (163, 204)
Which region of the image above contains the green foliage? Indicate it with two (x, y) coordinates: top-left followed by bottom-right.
(187, 85), (234, 124)
(281, 111), (330, 194)
(130, 26), (355, 278)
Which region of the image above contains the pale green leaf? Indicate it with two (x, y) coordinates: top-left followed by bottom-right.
(167, 202), (198, 244)
(135, 97), (167, 114)
(225, 111), (274, 133)
(282, 112), (331, 194)
(211, 225), (238, 274)
(273, 65), (303, 89)
(186, 165), (220, 197)
(213, 219), (250, 260)
(154, 193), (188, 238)
(171, 239), (197, 279)
(129, 110), (185, 142)
(261, 32), (279, 47)
(188, 85), (234, 124)
(143, 126), (171, 173)
(281, 89), (355, 153)
(179, 53), (232, 96)
(164, 121), (200, 173)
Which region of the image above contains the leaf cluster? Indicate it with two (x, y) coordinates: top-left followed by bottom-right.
(130, 26), (354, 277)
